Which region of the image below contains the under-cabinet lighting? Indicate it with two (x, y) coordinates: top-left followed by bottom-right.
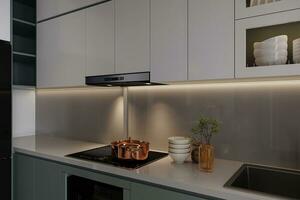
(36, 77), (300, 92)
(128, 77), (300, 91)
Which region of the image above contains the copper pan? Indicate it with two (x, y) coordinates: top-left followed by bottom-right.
(111, 137), (149, 161)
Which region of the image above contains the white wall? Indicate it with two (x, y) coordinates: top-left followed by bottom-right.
(13, 89), (36, 137)
(0, 0), (10, 41)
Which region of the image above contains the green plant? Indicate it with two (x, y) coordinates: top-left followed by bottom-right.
(191, 115), (220, 145)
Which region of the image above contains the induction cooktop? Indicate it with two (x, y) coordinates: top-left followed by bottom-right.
(66, 145), (168, 169)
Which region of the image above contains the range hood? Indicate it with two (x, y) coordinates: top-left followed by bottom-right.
(86, 72), (163, 87)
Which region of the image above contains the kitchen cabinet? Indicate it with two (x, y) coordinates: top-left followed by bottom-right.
(14, 154), (64, 200)
(13, 0), (36, 86)
(115, 0), (150, 74)
(0, 0), (10, 41)
(188, 0), (234, 81)
(150, 0), (188, 82)
(235, 9), (300, 78)
(37, 0), (106, 22)
(14, 153), (217, 200)
(35, 159), (65, 200)
(13, 153), (130, 200)
(37, 10), (86, 88)
(86, 1), (115, 76)
(131, 183), (211, 200)
(14, 154), (35, 200)
(235, 0), (300, 20)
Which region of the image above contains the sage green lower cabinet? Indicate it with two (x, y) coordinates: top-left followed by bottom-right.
(13, 154), (35, 200)
(131, 182), (211, 200)
(35, 159), (65, 200)
(13, 153), (217, 200)
(13, 153), (64, 200)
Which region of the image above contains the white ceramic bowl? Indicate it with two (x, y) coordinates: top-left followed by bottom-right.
(254, 49), (287, 58)
(169, 143), (191, 149)
(168, 147), (191, 154)
(169, 152), (189, 164)
(168, 136), (191, 145)
(262, 35), (288, 44)
(254, 42), (287, 50)
(293, 46), (300, 53)
(293, 43), (300, 48)
(255, 56), (287, 66)
(293, 38), (300, 45)
(293, 47), (300, 52)
(293, 49), (300, 56)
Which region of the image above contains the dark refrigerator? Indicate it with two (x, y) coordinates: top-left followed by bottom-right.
(0, 40), (12, 200)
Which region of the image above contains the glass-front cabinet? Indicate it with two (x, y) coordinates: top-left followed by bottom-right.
(235, 7), (300, 78)
(235, 0), (300, 20)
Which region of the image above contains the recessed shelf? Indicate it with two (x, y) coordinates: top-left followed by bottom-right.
(235, 0), (300, 20)
(13, 51), (36, 58)
(13, 35), (36, 55)
(13, 0), (36, 23)
(12, 85), (36, 90)
(13, 19), (35, 38)
(246, 0), (282, 8)
(12, 0), (36, 87)
(13, 55), (36, 86)
(246, 21), (300, 68)
(13, 18), (35, 27)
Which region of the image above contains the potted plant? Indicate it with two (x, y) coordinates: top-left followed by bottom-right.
(191, 115), (220, 172)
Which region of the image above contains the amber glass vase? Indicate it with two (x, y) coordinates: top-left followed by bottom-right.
(199, 144), (214, 172)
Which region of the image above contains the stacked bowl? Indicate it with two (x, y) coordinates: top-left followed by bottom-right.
(293, 38), (300, 64)
(254, 35), (288, 66)
(168, 136), (191, 164)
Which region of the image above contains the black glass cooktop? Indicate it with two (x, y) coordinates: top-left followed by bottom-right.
(66, 145), (168, 169)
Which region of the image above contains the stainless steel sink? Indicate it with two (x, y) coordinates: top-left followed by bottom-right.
(225, 164), (300, 199)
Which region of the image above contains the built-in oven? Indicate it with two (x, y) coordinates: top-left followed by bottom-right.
(67, 175), (123, 200)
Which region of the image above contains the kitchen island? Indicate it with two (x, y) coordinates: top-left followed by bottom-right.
(13, 135), (286, 200)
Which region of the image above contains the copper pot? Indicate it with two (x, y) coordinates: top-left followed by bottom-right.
(111, 138), (149, 160)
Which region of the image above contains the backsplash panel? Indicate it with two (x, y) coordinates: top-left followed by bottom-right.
(36, 81), (300, 169)
(127, 82), (300, 169)
(36, 88), (124, 144)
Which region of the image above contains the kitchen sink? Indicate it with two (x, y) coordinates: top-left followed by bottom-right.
(225, 164), (300, 199)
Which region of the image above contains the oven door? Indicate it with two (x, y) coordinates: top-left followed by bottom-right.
(67, 175), (123, 200)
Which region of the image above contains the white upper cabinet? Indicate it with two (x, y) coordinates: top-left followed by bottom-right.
(0, 0), (10, 41)
(150, 0), (188, 82)
(86, 1), (115, 76)
(37, 0), (106, 21)
(235, 0), (300, 20)
(115, 0), (150, 74)
(37, 11), (86, 88)
(235, 9), (300, 78)
(188, 0), (234, 81)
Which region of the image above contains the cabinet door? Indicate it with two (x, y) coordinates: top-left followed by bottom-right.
(86, 1), (115, 76)
(235, 0), (300, 20)
(0, 0), (10, 41)
(37, 0), (106, 21)
(115, 0), (150, 73)
(188, 0), (234, 81)
(13, 154), (35, 200)
(150, 0), (188, 82)
(37, 11), (86, 88)
(131, 183), (209, 200)
(235, 9), (300, 78)
(35, 158), (65, 200)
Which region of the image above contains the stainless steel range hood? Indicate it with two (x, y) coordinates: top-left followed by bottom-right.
(86, 72), (163, 87)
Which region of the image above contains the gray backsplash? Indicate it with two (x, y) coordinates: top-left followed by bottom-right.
(36, 88), (125, 144)
(36, 81), (300, 169)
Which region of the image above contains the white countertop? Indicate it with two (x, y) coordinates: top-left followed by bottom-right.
(13, 135), (287, 200)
